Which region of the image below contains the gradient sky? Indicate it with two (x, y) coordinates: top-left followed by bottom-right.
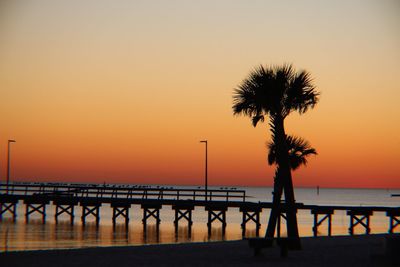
(0, 0), (399, 188)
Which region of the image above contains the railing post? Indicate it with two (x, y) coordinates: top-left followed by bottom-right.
(159, 190), (163, 200)
(313, 213), (318, 237)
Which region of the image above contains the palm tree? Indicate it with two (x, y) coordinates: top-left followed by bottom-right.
(232, 64), (319, 247)
(267, 135), (317, 171)
(267, 135), (317, 240)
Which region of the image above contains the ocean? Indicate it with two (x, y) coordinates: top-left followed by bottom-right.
(1, 186), (399, 252)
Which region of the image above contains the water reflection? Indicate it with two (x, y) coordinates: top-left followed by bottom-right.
(23, 219), (49, 250)
(207, 227), (226, 241)
(81, 222), (101, 244)
(142, 224), (160, 244)
(175, 226), (191, 242)
(1, 221), (11, 252)
(244, 228), (258, 238)
(112, 224), (129, 245)
(55, 221), (78, 242)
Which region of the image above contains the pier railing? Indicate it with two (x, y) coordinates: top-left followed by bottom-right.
(0, 182), (246, 202)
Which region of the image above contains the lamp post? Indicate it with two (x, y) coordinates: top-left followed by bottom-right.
(7, 139), (16, 194)
(200, 140), (208, 201)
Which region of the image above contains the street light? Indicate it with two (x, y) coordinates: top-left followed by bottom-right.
(200, 140), (208, 201)
(7, 139), (16, 194)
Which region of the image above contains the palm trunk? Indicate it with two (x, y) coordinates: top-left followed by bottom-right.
(265, 115), (301, 248)
(265, 166), (284, 238)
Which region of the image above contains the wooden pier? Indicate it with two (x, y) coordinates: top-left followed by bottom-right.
(240, 204), (262, 237)
(54, 197), (78, 225)
(24, 195), (50, 223)
(111, 201), (131, 227)
(311, 207), (334, 237)
(80, 199), (102, 226)
(172, 202), (194, 236)
(206, 203), (228, 236)
(1, 182), (400, 238)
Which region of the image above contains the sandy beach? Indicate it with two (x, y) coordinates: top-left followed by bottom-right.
(0, 234), (396, 267)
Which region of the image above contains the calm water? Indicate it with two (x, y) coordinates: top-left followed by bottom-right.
(1, 186), (399, 252)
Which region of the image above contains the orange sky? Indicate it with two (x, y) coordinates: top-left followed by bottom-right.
(0, 1), (399, 188)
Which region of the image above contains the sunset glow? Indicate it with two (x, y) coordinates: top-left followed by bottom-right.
(0, 0), (399, 188)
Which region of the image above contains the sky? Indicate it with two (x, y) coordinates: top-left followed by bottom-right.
(0, 0), (399, 188)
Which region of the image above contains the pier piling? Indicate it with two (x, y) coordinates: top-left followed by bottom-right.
(172, 202), (194, 237)
(142, 203), (161, 233)
(80, 200), (102, 226)
(111, 202), (131, 227)
(205, 204), (228, 237)
(239, 205), (262, 237)
(24, 196), (49, 223)
(311, 207), (334, 237)
(347, 209), (373, 235)
(54, 198), (78, 225)
(0, 195), (18, 221)
(387, 208), (400, 234)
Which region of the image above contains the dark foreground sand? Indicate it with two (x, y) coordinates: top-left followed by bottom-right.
(0, 234), (396, 267)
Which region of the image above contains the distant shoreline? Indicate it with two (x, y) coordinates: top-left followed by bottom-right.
(0, 234), (393, 266)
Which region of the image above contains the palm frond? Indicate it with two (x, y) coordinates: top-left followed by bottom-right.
(232, 64), (320, 124)
(267, 135), (317, 171)
(285, 70), (320, 116)
(252, 115), (265, 127)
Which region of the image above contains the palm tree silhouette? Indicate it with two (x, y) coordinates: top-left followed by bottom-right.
(232, 64), (319, 247)
(267, 135), (317, 240)
(267, 135), (317, 171)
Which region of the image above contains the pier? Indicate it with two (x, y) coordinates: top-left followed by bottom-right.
(1, 182), (399, 237)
